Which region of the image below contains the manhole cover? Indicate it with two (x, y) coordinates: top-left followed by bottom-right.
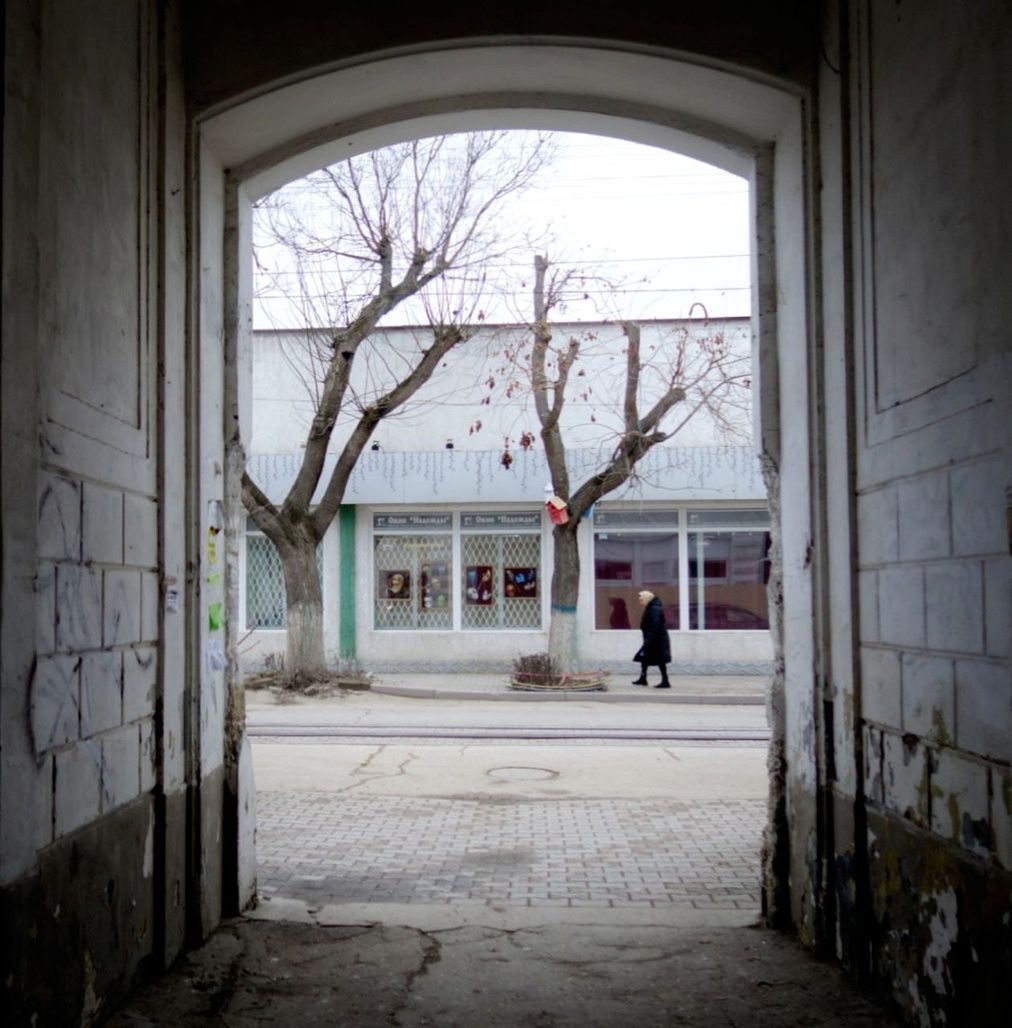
(487, 766), (558, 781)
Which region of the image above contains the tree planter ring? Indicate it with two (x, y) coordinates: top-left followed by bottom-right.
(509, 671), (609, 692)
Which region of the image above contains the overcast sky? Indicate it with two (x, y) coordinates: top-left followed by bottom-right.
(253, 132), (751, 329)
(504, 133), (750, 321)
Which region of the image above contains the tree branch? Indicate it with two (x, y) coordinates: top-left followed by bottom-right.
(530, 255), (571, 498)
(622, 321), (641, 435)
(282, 248), (450, 514)
(310, 326), (469, 530)
(242, 472), (283, 538)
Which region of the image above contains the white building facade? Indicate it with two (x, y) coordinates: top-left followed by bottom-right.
(241, 319), (774, 675)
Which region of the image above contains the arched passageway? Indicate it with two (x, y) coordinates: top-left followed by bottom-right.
(194, 35), (815, 962)
(5, 6), (1008, 1026)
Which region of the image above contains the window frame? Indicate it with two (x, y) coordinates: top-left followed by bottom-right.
(592, 506), (770, 633)
(460, 511), (543, 631)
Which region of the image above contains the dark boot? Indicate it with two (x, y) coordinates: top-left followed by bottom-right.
(655, 665), (671, 689)
(632, 664), (649, 685)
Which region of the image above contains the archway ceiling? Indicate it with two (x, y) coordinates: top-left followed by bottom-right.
(184, 5), (818, 111)
(198, 45), (801, 198)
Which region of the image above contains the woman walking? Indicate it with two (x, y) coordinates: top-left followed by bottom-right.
(632, 590), (671, 688)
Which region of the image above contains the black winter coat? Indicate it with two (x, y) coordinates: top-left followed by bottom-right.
(636, 597), (671, 665)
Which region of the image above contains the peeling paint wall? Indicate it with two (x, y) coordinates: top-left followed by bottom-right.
(1, 0), (205, 1022)
(3, 0), (163, 884)
(866, 812), (1012, 1025)
(820, 1), (1012, 1024)
(760, 455), (792, 927)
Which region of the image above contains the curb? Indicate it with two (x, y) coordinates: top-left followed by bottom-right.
(370, 684), (765, 704)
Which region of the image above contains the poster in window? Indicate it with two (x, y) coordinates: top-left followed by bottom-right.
(465, 565), (494, 605)
(420, 562), (450, 609)
(384, 570), (411, 600)
(504, 567), (538, 598)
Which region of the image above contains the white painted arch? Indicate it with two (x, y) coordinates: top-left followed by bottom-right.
(194, 41), (818, 919)
(200, 44), (800, 194)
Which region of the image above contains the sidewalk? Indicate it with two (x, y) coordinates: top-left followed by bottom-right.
(366, 671), (768, 704)
(251, 731), (771, 916)
(255, 788), (766, 914)
(245, 675), (771, 740)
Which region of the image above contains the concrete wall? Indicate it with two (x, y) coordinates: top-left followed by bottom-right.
(1, 1), (230, 1022)
(825, 3), (1012, 1022)
(247, 443), (768, 508)
(248, 320), (754, 455)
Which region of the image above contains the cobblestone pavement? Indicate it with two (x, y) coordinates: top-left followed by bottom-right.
(257, 792), (765, 911)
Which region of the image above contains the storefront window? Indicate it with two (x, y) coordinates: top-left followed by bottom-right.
(461, 512), (542, 630)
(373, 513), (453, 629)
(593, 510), (679, 629)
(687, 510), (770, 631)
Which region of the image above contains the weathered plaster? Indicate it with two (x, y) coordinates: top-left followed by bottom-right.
(0, 797), (157, 1026)
(867, 809), (1012, 1026)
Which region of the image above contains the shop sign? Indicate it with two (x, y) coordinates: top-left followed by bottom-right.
(373, 512), (452, 531)
(460, 511), (541, 531)
(593, 509), (679, 530)
(686, 508), (769, 528)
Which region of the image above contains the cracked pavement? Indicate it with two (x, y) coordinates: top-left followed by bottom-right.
(106, 915), (903, 1027)
(105, 688), (904, 1026)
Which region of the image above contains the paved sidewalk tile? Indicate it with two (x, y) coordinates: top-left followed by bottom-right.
(257, 792), (765, 910)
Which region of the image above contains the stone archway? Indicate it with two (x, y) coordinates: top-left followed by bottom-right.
(192, 42), (821, 940)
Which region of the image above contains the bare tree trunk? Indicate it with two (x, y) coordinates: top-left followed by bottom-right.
(547, 523), (581, 673)
(245, 136), (555, 691)
(277, 538), (325, 679)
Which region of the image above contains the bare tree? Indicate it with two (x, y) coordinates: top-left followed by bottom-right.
(243, 133), (554, 683)
(490, 254), (753, 672)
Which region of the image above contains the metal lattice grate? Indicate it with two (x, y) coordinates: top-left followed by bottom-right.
(245, 533), (321, 629)
(462, 534), (541, 630)
(246, 535), (285, 628)
(374, 534), (453, 630)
